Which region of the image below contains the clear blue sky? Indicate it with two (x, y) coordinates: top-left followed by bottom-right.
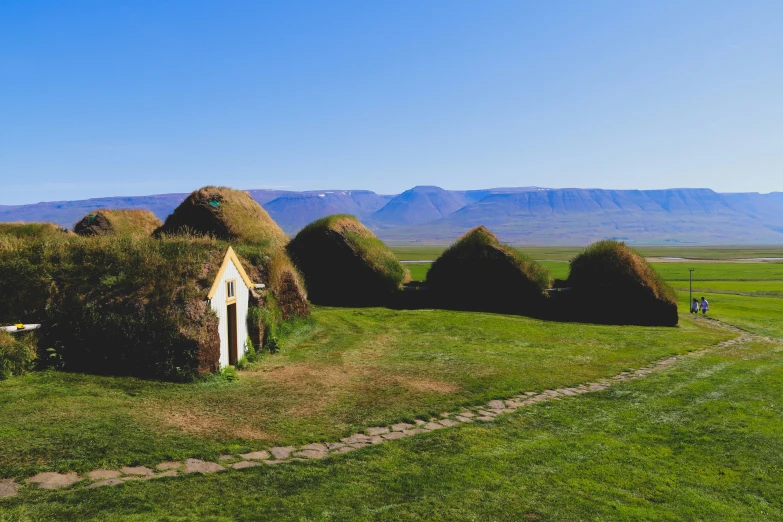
(1, 0), (781, 205)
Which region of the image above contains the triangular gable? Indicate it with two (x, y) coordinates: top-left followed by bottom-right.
(207, 246), (256, 299)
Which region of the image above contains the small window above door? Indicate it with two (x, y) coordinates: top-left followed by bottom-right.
(226, 279), (236, 299)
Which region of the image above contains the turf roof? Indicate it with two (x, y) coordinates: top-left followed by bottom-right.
(566, 240), (678, 326)
(287, 214), (408, 304)
(426, 226), (551, 313)
(74, 209), (162, 237)
(156, 186), (288, 250)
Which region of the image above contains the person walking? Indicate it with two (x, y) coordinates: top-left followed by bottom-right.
(691, 298), (699, 314)
(700, 297), (709, 315)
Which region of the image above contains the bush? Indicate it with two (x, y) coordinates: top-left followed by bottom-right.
(0, 330), (37, 380)
(426, 226), (551, 314)
(286, 215), (409, 305)
(565, 240), (678, 326)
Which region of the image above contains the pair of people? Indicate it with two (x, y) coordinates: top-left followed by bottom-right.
(690, 297), (709, 315)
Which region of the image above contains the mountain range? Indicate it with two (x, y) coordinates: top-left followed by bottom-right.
(2, 186), (782, 245)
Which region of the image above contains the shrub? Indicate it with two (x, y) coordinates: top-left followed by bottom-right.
(565, 240), (678, 326)
(286, 215), (409, 305)
(0, 330), (37, 380)
(426, 226), (551, 314)
(73, 209), (161, 237)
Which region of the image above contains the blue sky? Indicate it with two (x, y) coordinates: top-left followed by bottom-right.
(1, 0), (781, 205)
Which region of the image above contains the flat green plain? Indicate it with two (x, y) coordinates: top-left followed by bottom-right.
(2, 246), (783, 520)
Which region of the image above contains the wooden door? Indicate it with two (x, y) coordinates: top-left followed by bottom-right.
(227, 303), (238, 365)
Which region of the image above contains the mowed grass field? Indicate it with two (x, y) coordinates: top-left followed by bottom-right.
(1, 246), (782, 520)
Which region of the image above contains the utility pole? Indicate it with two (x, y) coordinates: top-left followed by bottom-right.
(689, 268), (695, 308)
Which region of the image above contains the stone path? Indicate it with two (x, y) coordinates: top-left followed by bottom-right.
(0, 319), (763, 499)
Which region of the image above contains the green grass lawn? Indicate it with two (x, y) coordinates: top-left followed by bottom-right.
(0, 309), (729, 479)
(1, 328), (780, 520)
(2, 251), (782, 519)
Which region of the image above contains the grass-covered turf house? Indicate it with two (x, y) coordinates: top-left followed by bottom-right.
(426, 226), (551, 314)
(0, 234), (273, 380)
(73, 209), (162, 237)
(0, 186), (310, 381)
(157, 186), (308, 320)
(563, 240), (678, 326)
(287, 215), (409, 305)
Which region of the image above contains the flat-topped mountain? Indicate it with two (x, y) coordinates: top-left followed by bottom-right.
(2, 186), (782, 244)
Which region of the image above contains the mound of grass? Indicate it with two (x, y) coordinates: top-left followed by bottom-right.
(73, 209), (161, 237)
(287, 215), (408, 305)
(0, 222), (73, 238)
(426, 226), (551, 314)
(156, 186), (288, 250)
(566, 240), (678, 326)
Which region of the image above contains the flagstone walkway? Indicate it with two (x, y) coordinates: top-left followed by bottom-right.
(0, 318), (759, 499)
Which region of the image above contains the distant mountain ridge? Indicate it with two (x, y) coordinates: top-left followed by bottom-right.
(1, 186), (782, 245)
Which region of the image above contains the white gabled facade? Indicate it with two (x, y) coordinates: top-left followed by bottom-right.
(207, 247), (255, 368)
